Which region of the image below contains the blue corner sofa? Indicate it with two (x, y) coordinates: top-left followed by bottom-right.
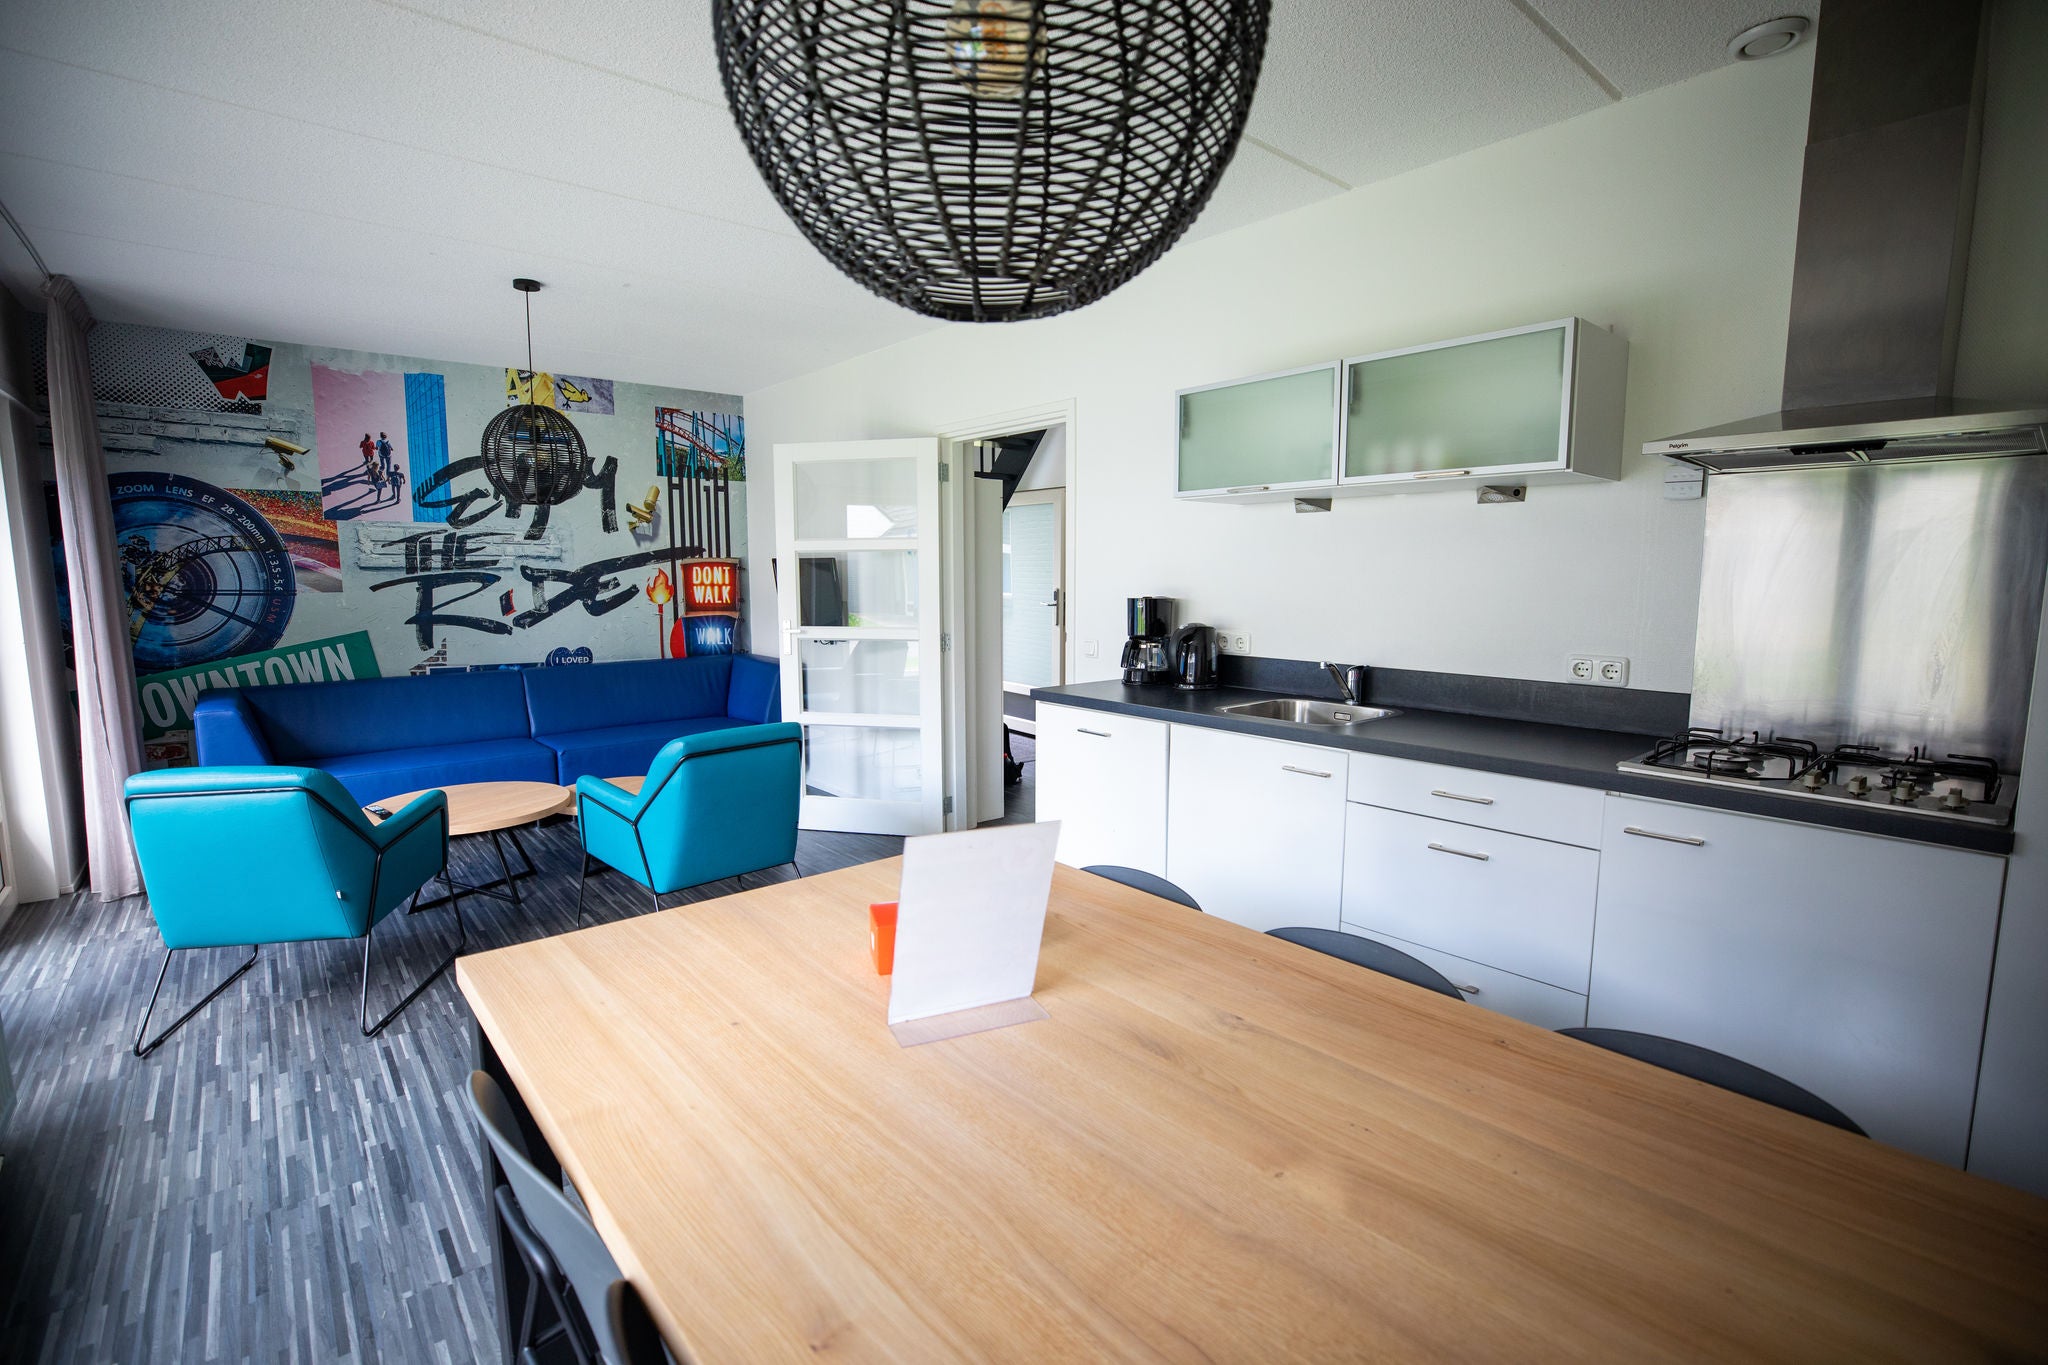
(192, 656), (782, 805)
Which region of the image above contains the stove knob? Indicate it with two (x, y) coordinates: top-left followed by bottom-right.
(1802, 768), (1829, 791)
(1846, 775), (1871, 797)
(1942, 788), (1970, 811)
(1891, 779), (1919, 804)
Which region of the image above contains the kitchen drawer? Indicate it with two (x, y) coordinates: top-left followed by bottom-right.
(1036, 704), (1169, 874)
(1340, 926), (1589, 1031)
(1346, 751), (1604, 849)
(1341, 802), (1598, 991)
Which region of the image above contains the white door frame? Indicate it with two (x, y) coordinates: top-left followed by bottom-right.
(938, 400), (1079, 829)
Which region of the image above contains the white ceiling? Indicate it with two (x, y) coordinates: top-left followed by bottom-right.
(0, 0), (1811, 396)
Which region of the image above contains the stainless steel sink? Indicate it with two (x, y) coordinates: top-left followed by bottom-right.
(1216, 698), (1400, 726)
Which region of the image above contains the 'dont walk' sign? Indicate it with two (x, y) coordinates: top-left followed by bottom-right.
(136, 630), (382, 740)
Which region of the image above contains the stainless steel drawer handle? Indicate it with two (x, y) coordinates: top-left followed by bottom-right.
(1429, 789), (1495, 805)
(1282, 765), (1333, 779)
(1077, 728), (1112, 738)
(1457, 983), (1481, 995)
(1623, 826), (1706, 846)
(1427, 842), (1491, 861)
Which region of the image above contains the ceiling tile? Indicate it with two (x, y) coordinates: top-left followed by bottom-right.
(0, 0), (1818, 391)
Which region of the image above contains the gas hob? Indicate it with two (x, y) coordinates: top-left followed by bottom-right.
(1618, 729), (2015, 827)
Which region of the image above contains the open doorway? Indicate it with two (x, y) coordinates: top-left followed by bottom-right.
(947, 419), (1070, 828)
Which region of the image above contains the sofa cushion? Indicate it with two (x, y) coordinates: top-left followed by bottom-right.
(244, 670), (535, 762)
(522, 657), (734, 736)
(322, 738), (559, 806)
(536, 717), (742, 787)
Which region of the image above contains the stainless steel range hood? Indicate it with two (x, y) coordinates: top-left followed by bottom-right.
(1647, 399), (2048, 473)
(1648, 0), (2047, 474)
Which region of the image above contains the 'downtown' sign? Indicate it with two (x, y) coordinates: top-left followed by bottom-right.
(136, 630), (382, 740)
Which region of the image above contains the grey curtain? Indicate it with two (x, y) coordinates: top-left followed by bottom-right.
(43, 276), (143, 900)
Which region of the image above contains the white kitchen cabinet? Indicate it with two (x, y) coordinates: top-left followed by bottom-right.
(1034, 703), (1169, 874)
(1343, 927), (1589, 1030)
(1590, 793), (2006, 1166)
(1167, 726), (1347, 933)
(1342, 803), (1599, 992)
(1337, 318), (1626, 491)
(1175, 362), (1341, 501)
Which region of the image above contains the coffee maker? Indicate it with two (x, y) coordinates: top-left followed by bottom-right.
(1174, 623), (1219, 691)
(1121, 596), (1175, 686)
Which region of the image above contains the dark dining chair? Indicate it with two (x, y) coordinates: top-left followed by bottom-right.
(1557, 1028), (1866, 1136)
(468, 1071), (667, 1365)
(1266, 927), (1466, 1001)
(1081, 864), (1203, 911)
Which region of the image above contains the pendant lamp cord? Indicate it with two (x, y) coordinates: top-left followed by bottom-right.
(523, 290), (535, 380)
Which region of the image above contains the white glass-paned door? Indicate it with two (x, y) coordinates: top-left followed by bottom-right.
(775, 438), (945, 835)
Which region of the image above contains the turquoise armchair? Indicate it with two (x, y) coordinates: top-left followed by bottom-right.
(573, 722), (802, 918)
(124, 766), (463, 1055)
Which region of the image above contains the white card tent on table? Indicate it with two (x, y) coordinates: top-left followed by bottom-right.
(886, 821), (1062, 1037)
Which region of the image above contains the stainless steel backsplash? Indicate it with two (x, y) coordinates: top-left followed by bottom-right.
(1691, 457), (2048, 770)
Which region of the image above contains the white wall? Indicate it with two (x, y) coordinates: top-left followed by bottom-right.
(745, 9), (2047, 694)
(744, 49), (1814, 692)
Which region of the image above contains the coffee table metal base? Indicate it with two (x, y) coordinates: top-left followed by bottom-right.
(369, 781), (573, 914)
(418, 827), (539, 910)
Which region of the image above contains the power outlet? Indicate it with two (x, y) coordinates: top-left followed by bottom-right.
(1568, 654), (1630, 687)
(1216, 628), (1253, 656)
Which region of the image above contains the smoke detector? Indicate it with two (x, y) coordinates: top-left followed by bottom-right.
(1728, 17), (1811, 61)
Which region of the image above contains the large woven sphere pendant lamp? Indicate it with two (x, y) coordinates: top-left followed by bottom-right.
(481, 278), (590, 538)
(712, 0), (1274, 322)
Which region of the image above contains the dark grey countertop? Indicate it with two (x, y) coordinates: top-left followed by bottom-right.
(1030, 680), (2016, 856)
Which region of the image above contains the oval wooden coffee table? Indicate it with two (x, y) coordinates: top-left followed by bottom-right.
(367, 781), (572, 909)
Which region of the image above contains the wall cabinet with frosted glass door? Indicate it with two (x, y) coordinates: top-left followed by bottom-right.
(1338, 318), (1628, 492)
(1174, 362), (1340, 503)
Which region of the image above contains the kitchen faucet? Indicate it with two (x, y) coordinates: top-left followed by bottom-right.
(1322, 661), (1369, 706)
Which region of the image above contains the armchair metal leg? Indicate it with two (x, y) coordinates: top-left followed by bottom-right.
(573, 854), (591, 926)
(134, 944), (259, 1058)
(362, 887), (467, 1037)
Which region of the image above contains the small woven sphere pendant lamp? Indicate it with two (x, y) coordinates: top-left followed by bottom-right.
(712, 0), (1273, 322)
(480, 279), (590, 527)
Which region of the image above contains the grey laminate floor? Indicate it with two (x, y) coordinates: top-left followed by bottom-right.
(0, 819), (903, 1365)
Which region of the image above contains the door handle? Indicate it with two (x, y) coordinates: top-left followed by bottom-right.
(1077, 728), (1112, 738)
(1456, 983), (1480, 995)
(1410, 469), (1472, 480)
(1282, 765), (1332, 779)
(1429, 789), (1494, 805)
(1427, 842), (1490, 861)
(1623, 826), (1706, 846)
(1226, 485), (1272, 494)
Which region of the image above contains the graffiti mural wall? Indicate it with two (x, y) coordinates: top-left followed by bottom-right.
(31, 317), (748, 767)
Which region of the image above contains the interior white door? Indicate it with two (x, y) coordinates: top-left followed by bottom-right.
(774, 438), (946, 835)
(1002, 489), (1065, 690)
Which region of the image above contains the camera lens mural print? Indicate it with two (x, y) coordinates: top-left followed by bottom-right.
(34, 315), (746, 769)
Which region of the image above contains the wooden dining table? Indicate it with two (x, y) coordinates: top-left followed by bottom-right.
(456, 859), (2048, 1363)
